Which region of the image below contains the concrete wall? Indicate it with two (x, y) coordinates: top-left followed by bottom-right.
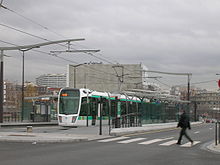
(67, 63), (144, 93)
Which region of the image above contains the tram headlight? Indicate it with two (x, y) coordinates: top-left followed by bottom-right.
(59, 116), (62, 123)
(72, 116), (77, 123)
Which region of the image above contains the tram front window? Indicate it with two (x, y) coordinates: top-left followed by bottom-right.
(59, 89), (80, 115)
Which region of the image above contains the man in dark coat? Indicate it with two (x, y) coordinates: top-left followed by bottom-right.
(177, 110), (193, 145)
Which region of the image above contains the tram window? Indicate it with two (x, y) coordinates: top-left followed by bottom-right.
(120, 102), (126, 115)
(89, 97), (98, 116)
(102, 98), (108, 116)
(80, 97), (90, 116)
(110, 101), (117, 117)
(59, 89), (80, 115)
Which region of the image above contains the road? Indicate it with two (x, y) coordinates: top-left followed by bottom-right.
(0, 123), (219, 165)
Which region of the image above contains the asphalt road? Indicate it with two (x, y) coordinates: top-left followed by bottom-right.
(0, 123), (219, 165)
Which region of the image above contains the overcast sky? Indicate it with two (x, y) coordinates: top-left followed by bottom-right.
(1, 0), (220, 90)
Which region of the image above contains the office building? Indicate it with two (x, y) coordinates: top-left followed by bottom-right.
(36, 74), (66, 88)
(67, 63), (149, 92)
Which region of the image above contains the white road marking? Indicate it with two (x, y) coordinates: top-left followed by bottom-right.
(138, 137), (174, 145)
(98, 136), (129, 142)
(159, 140), (177, 146)
(194, 131), (200, 134)
(181, 141), (200, 147)
(117, 138), (146, 144)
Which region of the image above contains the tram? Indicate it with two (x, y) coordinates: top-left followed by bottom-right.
(57, 88), (142, 126)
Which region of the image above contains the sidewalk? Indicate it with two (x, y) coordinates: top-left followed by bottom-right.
(206, 142), (220, 154)
(0, 122), (197, 142)
(0, 121), (219, 153)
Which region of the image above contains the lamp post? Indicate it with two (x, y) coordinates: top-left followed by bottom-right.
(0, 50), (3, 123)
(69, 63), (87, 88)
(20, 48), (34, 121)
(51, 49), (100, 89)
(216, 74), (220, 121)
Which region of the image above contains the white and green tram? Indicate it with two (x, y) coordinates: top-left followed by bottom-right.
(58, 88), (142, 127)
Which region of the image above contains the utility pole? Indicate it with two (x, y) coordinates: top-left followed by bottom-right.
(0, 50), (3, 123)
(112, 65), (125, 92)
(0, 38), (85, 123)
(142, 70), (192, 116)
(142, 70), (192, 101)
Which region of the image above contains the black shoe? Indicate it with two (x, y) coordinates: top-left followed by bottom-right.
(176, 142), (181, 145)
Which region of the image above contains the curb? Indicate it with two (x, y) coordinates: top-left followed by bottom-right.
(206, 142), (220, 154)
(110, 122), (203, 136)
(0, 132), (88, 143)
(0, 138), (88, 144)
(0, 122), (58, 128)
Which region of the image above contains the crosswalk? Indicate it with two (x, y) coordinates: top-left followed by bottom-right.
(98, 136), (201, 147)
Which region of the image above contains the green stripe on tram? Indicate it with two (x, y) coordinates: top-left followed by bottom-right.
(78, 116), (92, 120)
(78, 116), (109, 120)
(91, 95), (142, 103)
(91, 95), (115, 100)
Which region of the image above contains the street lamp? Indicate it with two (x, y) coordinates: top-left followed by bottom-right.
(216, 74), (220, 121)
(0, 50), (3, 122)
(20, 48), (37, 121)
(51, 49), (100, 89)
(69, 63), (87, 88)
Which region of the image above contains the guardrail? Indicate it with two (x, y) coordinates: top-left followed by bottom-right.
(111, 112), (141, 129)
(215, 121), (220, 145)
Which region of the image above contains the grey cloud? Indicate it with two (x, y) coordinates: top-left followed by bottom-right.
(1, 0), (220, 90)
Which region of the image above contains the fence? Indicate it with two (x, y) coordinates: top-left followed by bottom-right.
(3, 112), (21, 122)
(111, 112), (141, 128)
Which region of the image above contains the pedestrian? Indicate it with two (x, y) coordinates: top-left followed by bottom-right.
(177, 110), (193, 145)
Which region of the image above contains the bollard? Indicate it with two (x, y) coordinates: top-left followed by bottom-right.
(215, 122), (218, 145)
(27, 126), (33, 133)
(219, 121), (220, 145)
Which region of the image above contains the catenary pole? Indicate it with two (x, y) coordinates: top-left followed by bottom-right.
(0, 50), (3, 123)
(0, 38), (85, 123)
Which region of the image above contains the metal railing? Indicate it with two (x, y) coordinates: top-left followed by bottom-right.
(3, 112), (21, 122)
(111, 112), (141, 129)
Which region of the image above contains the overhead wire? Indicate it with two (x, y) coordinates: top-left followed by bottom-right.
(0, 21), (116, 65)
(0, 39), (117, 77)
(0, 3), (118, 65)
(71, 42), (119, 64)
(0, 1), (65, 38)
(0, 22), (118, 70)
(0, 23), (49, 41)
(191, 80), (217, 85)
(154, 78), (172, 88)
(0, 23), (78, 49)
(0, 3), (139, 67)
(0, 2), (152, 84)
